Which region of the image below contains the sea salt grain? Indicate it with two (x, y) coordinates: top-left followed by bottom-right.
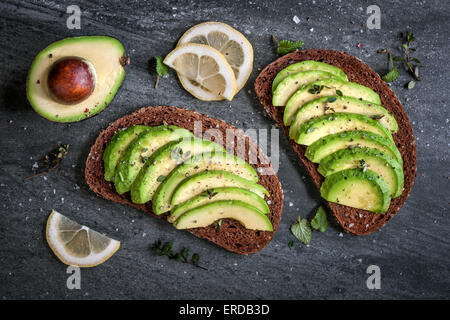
(293, 15), (300, 24)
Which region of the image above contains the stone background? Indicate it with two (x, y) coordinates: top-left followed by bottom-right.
(0, 0), (448, 299)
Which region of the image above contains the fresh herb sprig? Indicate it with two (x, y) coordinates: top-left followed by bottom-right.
(25, 144), (69, 180)
(272, 35), (304, 55)
(154, 56), (168, 89)
(151, 240), (207, 270)
(290, 206), (329, 246)
(380, 31), (422, 89)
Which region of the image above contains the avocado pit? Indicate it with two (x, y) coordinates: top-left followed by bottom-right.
(47, 57), (96, 104)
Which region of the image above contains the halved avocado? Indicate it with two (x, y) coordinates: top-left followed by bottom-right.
(173, 200), (273, 231)
(103, 125), (149, 181)
(27, 36), (128, 122)
(305, 130), (403, 164)
(318, 147), (404, 198)
(296, 113), (393, 146)
(152, 152), (258, 214)
(272, 70), (341, 106)
(289, 96), (398, 139)
(168, 187), (269, 223)
(171, 170), (269, 207)
(320, 168), (391, 213)
(130, 138), (224, 204)
(272, 60), (348, 92)
(113, 125), (193, 194)
(283, 79), (381, 125)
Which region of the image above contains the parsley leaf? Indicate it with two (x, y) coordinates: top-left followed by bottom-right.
(311, 206), (328, 232)
(382, 68), (400, 83)
(277, 40), (304, 55)
(154, 56), (168, 88)
(290, 217), (312, 244)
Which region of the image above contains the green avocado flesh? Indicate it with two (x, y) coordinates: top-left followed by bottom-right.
(152, 152), (258, 214)
(113, 125), (193, 194)
(272, 60), (348, 92)
(27, 36), (126, 123)
(168, 187), (269, 223)
(272, 70), (341, 106)
(171, 170), (269, 207)
(289, 96), (398, 139)
(305, 130), (403, 164)
(283, 79), (381, 126)
(103, 125), (149, 181)
(130, 138), (224, 204)
(173, 200), (273, 231)
(318, 147), (404, 198)
(320, 168), (391, 213)
(296, 113), (393, 146)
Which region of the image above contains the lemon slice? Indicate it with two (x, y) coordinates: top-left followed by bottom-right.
(178, 22), (253, 92)
(164, 43), (238, 101)
(46, 210), (120, 267)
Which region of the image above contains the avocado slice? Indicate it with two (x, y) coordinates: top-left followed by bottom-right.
(173, 200), (273, 231)
(272, 70), (341, 106)
(168, 187), (269, 223)
(296, 113), (393, 146)
(318, 147), (404, 198)
(113, 125), (193, 194)
(152, 152), (258, 214)
(289, 96), (398, 139)
(320, 168), (391, 213)
(171, 170), (269, 207)
(305, 130), (403, 165)
(27, 36), (127, 122)
(283, 79), (381, 125)
(103, 125), (149, 181)
(272, 60), (348, 92)
(130, 138), (224, 204)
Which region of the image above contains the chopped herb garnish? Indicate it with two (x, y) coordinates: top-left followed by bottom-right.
(382, 52), (400, 83)
(288, 240), (294, 249)
(157, 175), (166, 182)
(151, 240), (207, 270)
(335, 89), (343, 96)
(25, 144), (69, 180)
(327, 97), (337, 103)
(371, 114), (385, 120)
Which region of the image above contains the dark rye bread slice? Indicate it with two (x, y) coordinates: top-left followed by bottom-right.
(85, 106), (283, 254)
(255, 49), (416, 235)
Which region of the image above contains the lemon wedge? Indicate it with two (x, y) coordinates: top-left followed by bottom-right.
(164, 43), (238, 101)
(177, 22), (253, 100)
(46, 210), (120, 267)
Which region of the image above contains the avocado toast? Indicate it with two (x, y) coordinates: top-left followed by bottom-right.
(85, 106), (283, 254)
(255, 49), (416, 235)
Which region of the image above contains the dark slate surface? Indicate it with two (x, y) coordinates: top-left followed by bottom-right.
(0, 0), (449, 300)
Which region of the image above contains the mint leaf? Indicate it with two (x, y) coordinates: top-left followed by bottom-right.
(311, 206), (328, 232)
(277, 40), (304, 55)
(290, 217), (311, 244)
(382, 68), (399, 82)
(155, 56), (168, 77)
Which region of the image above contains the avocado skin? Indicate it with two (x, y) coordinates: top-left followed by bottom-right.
(152, 151), (258, 215)
(289, 95), (398, 138)
(171, 170), (269, 206)
(173, 200), (273, 231)
(103, 125), (149, 181)
(130, 138), (224, 204)
(272, 60), (348, 92)
(296, 112), (394, 145)
(27, 36), (126, 123)
(168, 187), (269, 223)
(113, 125), (193, 194)
(318, 147), (404, 198)
(320, 168), (391, 213)
(305, 130), (403, 164)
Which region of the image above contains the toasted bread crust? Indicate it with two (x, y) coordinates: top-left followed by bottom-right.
(255, 49), (416, 235)
(85, 106), (283, 254)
